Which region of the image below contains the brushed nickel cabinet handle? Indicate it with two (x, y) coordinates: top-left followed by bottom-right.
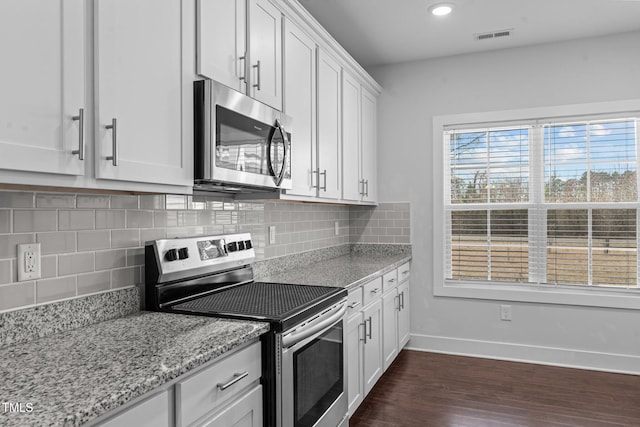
(71, 108), (84, 160)
(217, 371), (249, 391)
(105, 118), (118, 166)
(253, 60), (261, 90)
(360, 322), (367, 343)
(388, 278), (396, 283)
(239, 55), (246, 83)
(370, 287), (380, 294)
(400, 291), (405, 310)
(320, 170), (327, 192)
(366, 316), (372, 340)
(348, 301), (361, 309)
(365, 179), (369, 197)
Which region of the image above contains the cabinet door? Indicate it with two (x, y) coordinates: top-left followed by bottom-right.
(197, 0), (246, 93)
(362, 298), (382, 396)
(361, 87), (377, 202)
(248, 0), (282, 110)
(97, 390), (171, 427)
(283, 19), (316, 197)
(346, 312), (364, 416)
(317, 50), (342, 200)
(381, 289), (399, 371)
(398, 280), (411, 349)
(200, 385), (263, 427)
(342, 71), (361, 202)
(0, 0), (85, 176)
(95, 0), (192, 187)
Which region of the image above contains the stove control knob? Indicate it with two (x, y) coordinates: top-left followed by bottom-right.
(178, 247), (189, 260)
(237, 241), (246, 250)
(245, 240), (253, 249)
(227, 242), (238, 252)
(165, 248), (179, 262)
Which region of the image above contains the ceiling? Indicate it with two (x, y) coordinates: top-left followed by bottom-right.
(298, 0), (640, 67)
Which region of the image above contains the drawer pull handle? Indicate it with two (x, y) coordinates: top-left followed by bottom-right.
(388, 278), (396, 283)
(217, 371), (249, 391)
(348, 301), (361, 309)
(370, 288), (380, 294)
(402, 270), (409, 275)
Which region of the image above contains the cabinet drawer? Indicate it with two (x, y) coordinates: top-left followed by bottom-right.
(382, 270), (398, 293)
(98, 390), (171, 427)
(398, 262), (411, 282)
(362, 277), (383, 307)
(347, 287), (363, 316)
(176, 341), (261, 427)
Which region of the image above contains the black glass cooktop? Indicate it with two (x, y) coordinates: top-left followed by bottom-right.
(171, 282), (346, 332)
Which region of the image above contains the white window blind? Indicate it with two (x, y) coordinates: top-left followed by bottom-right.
(445, 116), (640, 289)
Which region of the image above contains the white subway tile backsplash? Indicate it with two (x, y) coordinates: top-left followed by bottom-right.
(110, 195), (138, 209)
(77, 195), (110, 209)
(58, 252), (94, 276)
(0, 282), (35, 310)
(35, 193), (75, 209)
(96, 210), (126, 229)
(13, 210), (57, 233)
(95, 250), (127, 271)
(0, 192), (34, 208)
(37, 232), (76, 255)
(41, 256), (57, 279)
(111, 229), (139, 248)
(59, 210), (94, 231)
(77, 271), (111, 295)
(0, 259), (11, 284)
(0, 233), (36, 259)
(0, 190), (410, 312)
(126, 210), (153, 229)
(0, 210), (9, 233)
(77, 230), (111, 251)
(36, 276), (76, 303)
(139, 195), (165, 210)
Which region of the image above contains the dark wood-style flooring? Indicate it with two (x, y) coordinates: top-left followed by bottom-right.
(350, 350), (640, 427)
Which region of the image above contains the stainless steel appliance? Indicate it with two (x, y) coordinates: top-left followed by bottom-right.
(194, 80), (292, 194)
(145, 233), (348, 427)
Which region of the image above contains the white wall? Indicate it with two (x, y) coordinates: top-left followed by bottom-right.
(369, 31), (640, 373)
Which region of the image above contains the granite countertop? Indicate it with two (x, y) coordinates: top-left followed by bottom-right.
(0, 312), (269, 427)
(256, 252), (412, 289)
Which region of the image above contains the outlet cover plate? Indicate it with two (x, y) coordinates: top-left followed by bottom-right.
(17, 243), (41, 282)
(268, 226), (276, 245)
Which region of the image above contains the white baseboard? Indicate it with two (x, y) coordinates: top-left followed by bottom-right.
(406, 334), (640, 375)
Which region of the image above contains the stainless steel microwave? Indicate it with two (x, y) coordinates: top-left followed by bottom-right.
(194, 79), (292, 194)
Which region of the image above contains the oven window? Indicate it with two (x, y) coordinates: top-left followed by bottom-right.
(293, 320), (343, 427)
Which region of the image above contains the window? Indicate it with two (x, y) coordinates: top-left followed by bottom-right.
(444, 116), (640, 290)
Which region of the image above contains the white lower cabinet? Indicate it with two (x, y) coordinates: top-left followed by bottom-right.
(198, 385), (262, 427)
(98, 390), (172, 427)
(92, 341), (262, 427)
(347, 262), (411, 419)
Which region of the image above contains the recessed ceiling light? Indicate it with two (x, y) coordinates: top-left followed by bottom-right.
(429, 3), (454, 16)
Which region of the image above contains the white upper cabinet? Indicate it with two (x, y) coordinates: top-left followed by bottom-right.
(360, 86), (378, 202)
(95, 0), (192, 187)
(0, 0), (85, 176)
(197, 0), (282, 111)
(342, 71), (362, 202)
(248, 0), (283, 110)
(283, 19), (317, 197)
(317, 49), (342, 200)
(197, 0), (246, 93)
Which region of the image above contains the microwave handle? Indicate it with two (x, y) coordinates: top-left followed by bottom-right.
(268, 119), (289, 186)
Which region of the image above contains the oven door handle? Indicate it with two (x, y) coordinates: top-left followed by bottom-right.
(282, 302), (347, 348)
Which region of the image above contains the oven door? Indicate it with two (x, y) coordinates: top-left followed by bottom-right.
(281, 300), (348, 427)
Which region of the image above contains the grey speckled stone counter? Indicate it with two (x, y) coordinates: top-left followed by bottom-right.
(0, 312), (269, 427)
(256, 252), (412, 290)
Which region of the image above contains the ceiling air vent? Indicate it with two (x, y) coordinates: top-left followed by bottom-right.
(474, 29), (513, 41)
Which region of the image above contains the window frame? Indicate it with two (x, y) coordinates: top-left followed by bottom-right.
(432, 99), (640, 310)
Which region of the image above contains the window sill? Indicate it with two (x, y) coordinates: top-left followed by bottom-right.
(434, 280), (640, 310)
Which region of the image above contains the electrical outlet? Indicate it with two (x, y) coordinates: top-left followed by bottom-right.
(268, 226), (276, 245)
(17, 243), (41, 281)
(334, 221), (340, 236)
(500, 304), (512, 321)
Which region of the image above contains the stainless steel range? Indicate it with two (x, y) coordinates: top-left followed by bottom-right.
(145, 233), (348, 427)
